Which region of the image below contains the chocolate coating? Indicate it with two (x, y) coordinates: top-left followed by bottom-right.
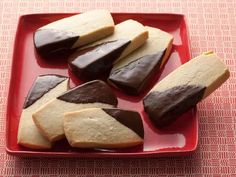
(68, 39), (130, 79)
(143, 85), (206, 128)
(24, 75), (68, 109)
(109, 50), (165, 95)
(102, 108), (144, 138)
(34, 29), (79, 57)
(57, 80), (118, 106)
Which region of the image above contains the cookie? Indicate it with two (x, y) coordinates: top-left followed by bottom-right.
(32, 80), (118, 142)
(143, 51), (230, 128)
(17, 75), (68, 149)
(34, 10), (114, 57)
(108, 26), (173, 95)
(68, 20), (148, 79)
(64, 108), (144, 148)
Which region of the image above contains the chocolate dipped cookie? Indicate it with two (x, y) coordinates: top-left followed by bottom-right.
(32, 80), (118, 142)
(34, 10), (114, 57)
(17, 75), (68, 149)
(143, 52), (230, 128)
(68, 20), (148, 79)
(64, 108), (144, 148)
(109, 26), (173, 95)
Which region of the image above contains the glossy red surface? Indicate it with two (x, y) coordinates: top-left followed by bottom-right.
(6, 13), (197, 157)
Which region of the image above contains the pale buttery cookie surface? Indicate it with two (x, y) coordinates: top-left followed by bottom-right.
(34, 9), (114, 57)
(64, 108), (144, 148)
(17, 75), (68, 149)
(143, 52), (230, 128)
(109, 26), (173, 95)
(32, 80), (118, 142)
(68, 20), (148, 79)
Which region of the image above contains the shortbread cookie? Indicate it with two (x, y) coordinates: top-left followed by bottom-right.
(64, 108), (144, 148)
(33, 80), (118, 142)
(109, 26), (173, 95)
(68, 20), (148, 78)
(34, 10), (114, 57)
(143, 52), (230, 128)
(17, 75), (68, 149)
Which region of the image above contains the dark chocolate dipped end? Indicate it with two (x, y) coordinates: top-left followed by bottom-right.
(34, 29), (79, 57)
(57, 80), (118, 106)
(102, 108), (144, 138)
(143, 85), (206, 128)
(24, 75), (68, 109)
(108, 50), (165, 95)
(68, 39), (131, 79)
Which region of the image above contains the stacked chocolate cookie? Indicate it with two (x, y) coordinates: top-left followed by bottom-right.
(17, 9), (230, 151)
(18, 78), (144, 149)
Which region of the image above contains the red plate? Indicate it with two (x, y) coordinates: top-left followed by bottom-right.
(6, 13), (197, 157)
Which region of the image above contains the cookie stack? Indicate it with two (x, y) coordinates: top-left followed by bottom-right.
(17, 9), (229, 150)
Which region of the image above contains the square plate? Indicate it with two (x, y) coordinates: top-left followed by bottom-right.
(6, 13), (197, 157)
